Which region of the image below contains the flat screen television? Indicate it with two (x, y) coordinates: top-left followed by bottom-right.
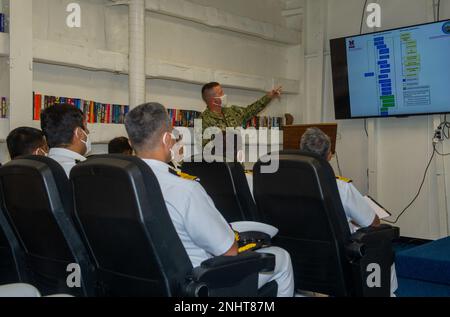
(330, 20), (450, 119)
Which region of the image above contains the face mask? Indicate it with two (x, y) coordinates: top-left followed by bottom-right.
(80, 128), (92, 156)
(34, 148), (48, 156)
(215, 94), (228, 108)
(172, 139), (185, 164)
(163, 132), (177, 161)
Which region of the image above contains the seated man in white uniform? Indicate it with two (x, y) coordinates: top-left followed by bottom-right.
(299, 127), (397, 296)
(124, 102), (294, 297)
(41, 104), (91, 177)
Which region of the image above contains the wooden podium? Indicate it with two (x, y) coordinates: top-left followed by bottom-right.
(282, 123), (338, 153)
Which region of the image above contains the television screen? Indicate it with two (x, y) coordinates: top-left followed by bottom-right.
(330, 20), (450, 119)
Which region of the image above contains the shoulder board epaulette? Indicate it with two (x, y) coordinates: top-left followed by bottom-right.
(168, 168), (200, 182)
(178, 171), (200, 182)
(336, 176), (353, 183)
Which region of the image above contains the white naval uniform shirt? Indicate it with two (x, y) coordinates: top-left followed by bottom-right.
(143, 159), (235, 268)
(48, 148), (87, 178)
(336, 179), (376, 233)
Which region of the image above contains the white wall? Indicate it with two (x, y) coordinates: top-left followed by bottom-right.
(30, 0), (298, 122)
(188, 0), (287, 27)
(304, 0), (450, 239)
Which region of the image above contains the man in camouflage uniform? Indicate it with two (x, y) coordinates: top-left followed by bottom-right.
(200, 82), (282, 131)
(200, 82), (282, 147)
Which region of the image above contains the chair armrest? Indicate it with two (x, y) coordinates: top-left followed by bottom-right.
(348, 225), (399, 297)
(185, 252), (275, 297)
(197, 252), (275, 275)
(351, 224), (400, 245)
(345, 225), (399, 262)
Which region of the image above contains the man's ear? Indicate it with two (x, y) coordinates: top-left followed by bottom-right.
(162, 132), (170, 147)
(72, 127), (81, 144)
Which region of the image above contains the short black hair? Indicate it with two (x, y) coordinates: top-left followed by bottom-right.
(125, 102), (170, 151)
(201, 82), (220, 102)
(108, 137), (133, 154)
(6, 127), (45, 159)
(41, 104), (85, 148)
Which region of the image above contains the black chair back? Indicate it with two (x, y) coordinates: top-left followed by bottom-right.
(70, 155), (192, 297)
(254, 152), (356, 296)
(0, 156), (96, 296)
(0, 205), (24, 284)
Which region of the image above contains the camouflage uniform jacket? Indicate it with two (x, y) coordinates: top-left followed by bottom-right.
(200, 95), (271, 132)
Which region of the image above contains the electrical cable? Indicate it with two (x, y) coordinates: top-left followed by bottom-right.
(383, 148), (436, 224)
(384, 116), (450, 223)
(360, 0), (369, 34)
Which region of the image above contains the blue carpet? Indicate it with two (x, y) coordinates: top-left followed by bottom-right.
(397, 277), (450, 297)
(396, 236), (450, 285)
(395, 237), (450, 297)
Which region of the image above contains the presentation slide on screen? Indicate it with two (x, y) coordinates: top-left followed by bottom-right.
(345, 21), (450, 117)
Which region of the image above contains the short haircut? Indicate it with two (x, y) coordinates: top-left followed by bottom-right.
(124, 102), (170, 151)
(41, 104), (85, 148)
(108, 137), (133, 154)
(201, 82), (220, 103)
(300, 127), (331, 160)
(6, 127), (45, 159)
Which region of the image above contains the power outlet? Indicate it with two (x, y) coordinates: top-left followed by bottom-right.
(434, 126), (444, 143)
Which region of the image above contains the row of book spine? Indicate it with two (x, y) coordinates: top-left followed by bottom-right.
(167, 108), (201, 128)
(245, 116), (283, 129)
(33, 93), (130, 124)
(0, 96), (7, 119)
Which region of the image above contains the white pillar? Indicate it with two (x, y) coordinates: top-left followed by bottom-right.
(129, 0), (146, 108)
(304, 0), (326, 123)
(9, 0), (33, 129)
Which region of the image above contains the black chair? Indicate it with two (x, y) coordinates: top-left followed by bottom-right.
(182, 161), (259, 222)
(0, 156), (96, 296)
(70, 155), (277, 297)
(253, 151), (399, 297)
(0, 204), (25, 284)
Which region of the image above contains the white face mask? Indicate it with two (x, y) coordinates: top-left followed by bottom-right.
(172, 139), (185, 164)
(215, 94), (228, 108)
(80, 128), (92, 156)
(163, 132), (177, 162)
